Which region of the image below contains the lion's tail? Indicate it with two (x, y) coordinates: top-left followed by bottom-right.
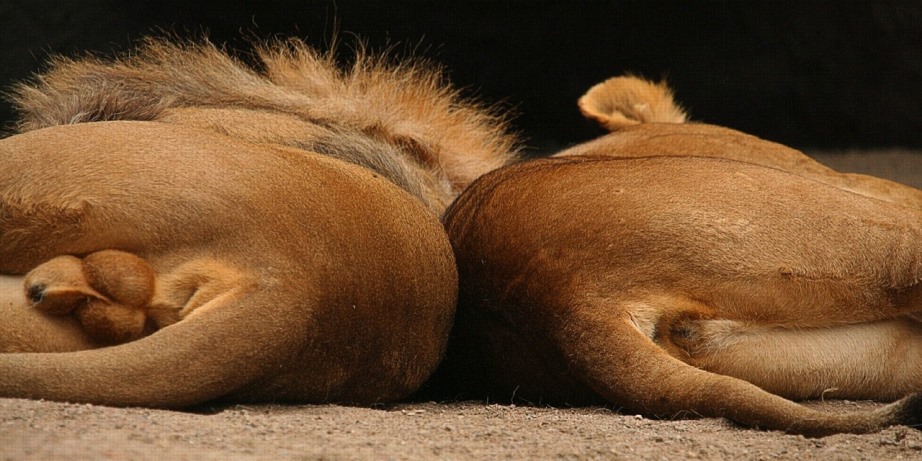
(578, 75), (687, 131)
(557, 299), (922, 437)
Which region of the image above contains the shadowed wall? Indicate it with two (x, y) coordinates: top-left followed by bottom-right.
(1, 1), (920, 152)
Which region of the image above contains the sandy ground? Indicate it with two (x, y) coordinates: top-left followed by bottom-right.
(3, 398), (922, 460)
(3, 149), (922, 461)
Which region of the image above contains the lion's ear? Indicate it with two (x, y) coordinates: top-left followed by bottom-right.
(577, 75), (687, 131)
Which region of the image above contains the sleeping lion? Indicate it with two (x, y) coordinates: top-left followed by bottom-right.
(431, 75), (922, 436)
(0, 37), (518, 407)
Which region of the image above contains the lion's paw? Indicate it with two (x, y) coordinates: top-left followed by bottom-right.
(24, 250), (156, 344)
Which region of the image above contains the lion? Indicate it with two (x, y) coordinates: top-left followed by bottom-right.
(430, 75), (922, 436)
(0, 37), (518, 407)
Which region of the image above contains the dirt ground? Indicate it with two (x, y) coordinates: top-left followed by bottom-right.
(3, 398), (922, 460)
(3, 150), (922, 461)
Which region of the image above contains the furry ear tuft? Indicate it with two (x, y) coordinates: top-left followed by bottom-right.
(578, 75), (687, 131)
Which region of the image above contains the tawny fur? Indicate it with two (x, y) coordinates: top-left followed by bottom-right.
(577, 75), (687, 130)
(566, 75), (922, 207)
(0, 38), (518, 408)
(431, 75), (922, 436)
(8, 37), (520, 213)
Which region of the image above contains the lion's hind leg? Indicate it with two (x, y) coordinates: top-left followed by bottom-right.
(668, 317), (922, 401)
(23, 250), (167, 345)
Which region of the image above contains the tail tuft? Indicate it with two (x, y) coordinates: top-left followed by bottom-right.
(889, 391), (922, 430)
(578, 75), (687, 131)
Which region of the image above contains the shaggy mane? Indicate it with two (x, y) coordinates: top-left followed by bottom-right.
(7, 37), (520, 213)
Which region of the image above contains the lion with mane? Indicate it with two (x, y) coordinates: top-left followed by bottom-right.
(0, 36), (518, 407)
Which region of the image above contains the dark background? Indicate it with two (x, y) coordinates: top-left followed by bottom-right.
(1, 0), (920, 154)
